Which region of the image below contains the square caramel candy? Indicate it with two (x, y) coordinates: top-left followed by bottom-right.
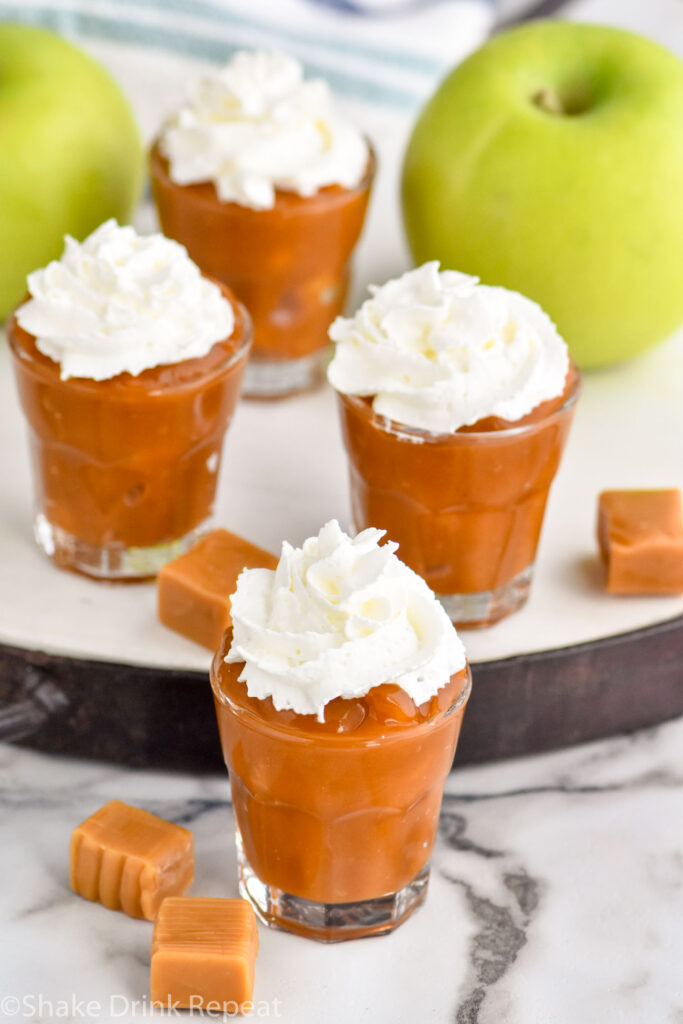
(151, 897), (259, 1012)
(70, 800), (194, 920)
(158, 528), (278, 651)
(597, 489), (683, 594)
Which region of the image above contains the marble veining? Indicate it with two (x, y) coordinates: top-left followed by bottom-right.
(438, 807), (542, 1024)
(0, 718), (682, 1023)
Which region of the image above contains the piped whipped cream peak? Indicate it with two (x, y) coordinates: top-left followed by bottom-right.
(226, 519), (466, 721)
(328, 262), (570, 433)
(16, 220), (235, 381)
(159, 50), (370, 210)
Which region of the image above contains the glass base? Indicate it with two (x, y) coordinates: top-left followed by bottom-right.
(236, 834), (429, 943)
(34, 513), (209, 581)
(438, 564), (534, 628)
(242, 348), (328, 399)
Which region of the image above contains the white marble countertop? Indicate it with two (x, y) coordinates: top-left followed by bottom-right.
(1, 720), (682, 1023)
(1, 2), (682, 1021)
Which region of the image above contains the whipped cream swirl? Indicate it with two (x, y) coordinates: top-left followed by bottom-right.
(226, 520), (466, 720)
(328, 262), (570, 433)
(159, 50), (370, 210)
(16, 220), (235, 381)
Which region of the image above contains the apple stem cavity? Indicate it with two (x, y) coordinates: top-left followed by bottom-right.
(531, 85), (594, 117)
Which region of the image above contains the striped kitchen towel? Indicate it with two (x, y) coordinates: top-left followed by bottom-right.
(0, 0), (499, 287)
(0, 0), (496, 115)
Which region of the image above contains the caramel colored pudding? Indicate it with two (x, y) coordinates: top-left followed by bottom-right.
(598, 489), (683, 594)
(150, 897), (258, 1012)
(70, 800), (194, 920)
(211, 630), (470, 941)
(8, 283), (251, 579)
(150, 143), (374, 397)
(338, 365), (580, 627)
(158, 529), (278, 650)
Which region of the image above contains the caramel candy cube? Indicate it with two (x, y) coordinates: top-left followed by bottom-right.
(70, 801), (194, 920)
(158, 529), (277, 651)
(597, 489), (683, 594)
(151, 898), (258, 1012)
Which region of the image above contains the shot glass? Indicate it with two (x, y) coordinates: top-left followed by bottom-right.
(8, 285), (251, 580)
(336, 371), (580, 627)
(211, 631), (471, 942)
(150, 142), (374, 399)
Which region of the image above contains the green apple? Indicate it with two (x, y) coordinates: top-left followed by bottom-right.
(401, 22), (683, 368)
(0, 24), (143, 319)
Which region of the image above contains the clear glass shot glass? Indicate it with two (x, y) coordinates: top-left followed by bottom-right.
(211, 631), (471, 942)
(8, 284), (252, 580)
(150, 142), (375, 399)
(336, 371), (580, 627)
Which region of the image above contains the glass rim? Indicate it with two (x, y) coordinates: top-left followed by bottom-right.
(7, 288), (253, 396)
(211, 655), (472, 745)
(337, 370), (582, 444)
(149, 135), (377, 201)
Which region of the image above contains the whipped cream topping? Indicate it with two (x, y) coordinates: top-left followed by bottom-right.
(226, 520), (466, 721)
(16, 220), (235, 381)
(159, 50), (370, 210)
(328, 262), (570, 433)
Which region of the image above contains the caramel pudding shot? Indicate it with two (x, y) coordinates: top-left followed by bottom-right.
(150, 50), (374, 398)
(211, 520), (471, 941)
(328, 262), (580, 627)
(9, 220), (251, 580)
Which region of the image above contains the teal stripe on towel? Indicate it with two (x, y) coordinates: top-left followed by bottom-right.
(0, 2), (424, 108)
(112, 0), (445, 77)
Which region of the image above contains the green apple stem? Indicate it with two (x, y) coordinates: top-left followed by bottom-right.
(532, 84), (593, 116)
(532, 88), (565, 115)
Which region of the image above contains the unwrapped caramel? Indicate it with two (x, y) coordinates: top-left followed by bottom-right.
(597, 489), (683, 595)
(70, 801), (194, 920)
(158, 529), (277, 651)
(151, 897), (259, 1012)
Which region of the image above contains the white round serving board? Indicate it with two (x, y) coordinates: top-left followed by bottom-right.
(1, 316), (682, 673)
(1, 33), (681, 670)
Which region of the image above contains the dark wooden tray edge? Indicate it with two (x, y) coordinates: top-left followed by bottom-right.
(0, 614), (681, 771)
